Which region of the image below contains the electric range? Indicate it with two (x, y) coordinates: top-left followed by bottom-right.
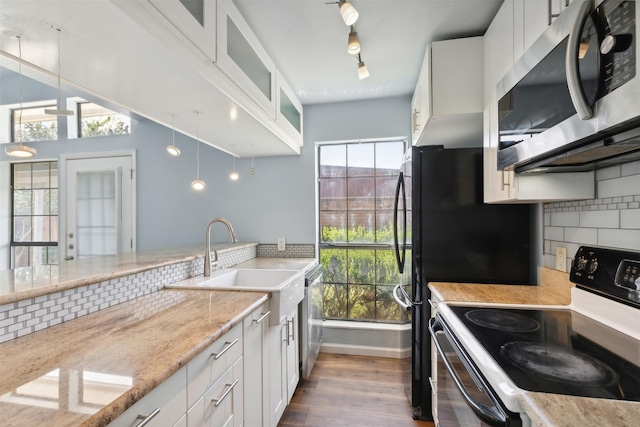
(430, 246), (640, 426)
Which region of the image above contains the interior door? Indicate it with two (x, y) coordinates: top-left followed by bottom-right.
(64, 156), (134, 261)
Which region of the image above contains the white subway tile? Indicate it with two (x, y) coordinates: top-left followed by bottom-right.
(580, 210), (619, 228)
(8, 308), (24, 318)
(49, 318), (62, 326)
(34, 322), (48, 332)
(34, 308), (47, 317)
(17, 313), (32, 323)
(598, 229), (640, 251)
(0, 317), (14, 328)
(0, 303), (15, 313)
(17, 300), (31, 308)
(0, 332), (16, 343)
(34, 295), (48, 304)
(551, 211), (580, 227)
(17, 327), (33, 337)
(597, 174), (640, 198)
(544, 226), (564, 241)
(621, 209), (640, 230)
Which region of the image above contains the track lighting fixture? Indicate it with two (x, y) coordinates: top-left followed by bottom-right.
(229, 147), (239, 181)
(347, 26), (360, 55)
(338, 0), (358, 26)
(357, 54), (369, 80)
(166, 114), (181, 156)
(45, 28), (74, 116)
(6, 35), (37, 158)
(191, 111), (205, 191)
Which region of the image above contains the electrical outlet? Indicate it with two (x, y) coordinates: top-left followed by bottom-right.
(556, 247), (567, 272)
(277, 238), (286, 252)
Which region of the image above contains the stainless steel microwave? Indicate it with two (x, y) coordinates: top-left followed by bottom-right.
(497, 0), (640, 173)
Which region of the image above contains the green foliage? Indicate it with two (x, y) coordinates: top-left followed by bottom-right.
(321, 224), (400, 244)
(81, 115), (130, 137)
(319, 245), (407, 323)
(16, 121), (57, 142)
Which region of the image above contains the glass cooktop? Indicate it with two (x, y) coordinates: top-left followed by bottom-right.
(449, 306), (640, 402)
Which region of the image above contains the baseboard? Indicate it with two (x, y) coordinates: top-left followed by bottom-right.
(321, 343), (411, 359)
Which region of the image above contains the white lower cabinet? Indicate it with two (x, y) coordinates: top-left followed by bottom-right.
(188, 357), (244, 427)
(243, 302), (270, 427)
(268, 308), (299, 427)
(108, 366), (187, 427)
(109, 302), (300, 427)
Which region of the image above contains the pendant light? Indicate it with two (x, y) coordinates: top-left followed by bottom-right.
(249, 155), (256, 175)
(44, 28), (74, 116)
(5, 35), (37, 158)
(338, 0), (358, 26)
(191, 111), (205, 191)
(166, 114), (181, 156)
(229, 148), (239, 181)
(357, 53), (369, 80)
(347, 26), (360, 55)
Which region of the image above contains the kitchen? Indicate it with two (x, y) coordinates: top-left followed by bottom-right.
(1, 0), (640, 426)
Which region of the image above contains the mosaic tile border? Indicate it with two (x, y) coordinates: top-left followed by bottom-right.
(257, 244), (315, 258)
(0, 246), (257, 344)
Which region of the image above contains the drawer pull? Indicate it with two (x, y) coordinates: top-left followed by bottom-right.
(211, 379), (239, 407)
(135, 408), (160, 426)
(253, 311), (271, 324)
(211, 338), (239, 360)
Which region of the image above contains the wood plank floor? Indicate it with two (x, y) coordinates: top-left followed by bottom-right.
(278, 353), (435, 427)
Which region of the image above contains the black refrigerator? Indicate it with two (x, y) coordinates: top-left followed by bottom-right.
(392, 145), (533, 421)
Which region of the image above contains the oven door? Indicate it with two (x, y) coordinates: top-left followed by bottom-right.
(429, 316), (522, 427)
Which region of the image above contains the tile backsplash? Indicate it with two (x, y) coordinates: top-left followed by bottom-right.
(543, 161), (640, 269)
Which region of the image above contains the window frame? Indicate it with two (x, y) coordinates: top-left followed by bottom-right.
(10, 161), (59, 268)
(317, 138), (408, 323)
(0, 100), (58, 145)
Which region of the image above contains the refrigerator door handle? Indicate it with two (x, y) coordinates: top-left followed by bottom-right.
(393, 171), (407, 274)
(393, 282), (422, 311)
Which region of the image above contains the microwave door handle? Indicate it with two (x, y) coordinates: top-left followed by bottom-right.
(429, 317), (509, 427)
(566, 0), (594, 120)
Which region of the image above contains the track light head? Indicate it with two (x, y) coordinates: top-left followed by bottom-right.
(347, 26), (360, 55)
(338, 0), (358, 26)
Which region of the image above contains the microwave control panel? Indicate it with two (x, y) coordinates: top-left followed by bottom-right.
(599, 0), (636, 94)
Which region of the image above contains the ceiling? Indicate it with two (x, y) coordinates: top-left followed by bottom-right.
(0, 0), (504, 157)
(233, 0), (504, 105)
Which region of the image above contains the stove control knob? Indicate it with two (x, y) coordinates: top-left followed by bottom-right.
(586, 260), (598, 274)
(573, 256), (587, 271)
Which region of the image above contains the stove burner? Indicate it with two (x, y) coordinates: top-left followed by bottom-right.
(501, 341), (619, 386)
(465, 309), (540, 332)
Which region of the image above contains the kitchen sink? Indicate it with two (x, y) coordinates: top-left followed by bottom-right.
(166, 269), (305, 325)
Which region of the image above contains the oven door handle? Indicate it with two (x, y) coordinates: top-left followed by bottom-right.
(429, 316), (511, 427)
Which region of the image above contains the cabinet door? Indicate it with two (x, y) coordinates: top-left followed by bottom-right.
(268, 318), (287, 427)
(411, 47), (431, 145)
(217, 0), (276, 117)
(285, 311), (299, 403)
(108, 366), (187, 427)
(276, 73), (303, 142)
(483, 0), (516, 202)
(514, 0), (551, 61)
(203, 357), (244, 427)
(243, 302), (270, 427)
(148, 0), (216, 61)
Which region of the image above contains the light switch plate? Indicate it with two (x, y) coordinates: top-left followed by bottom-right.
(277, 238), (286, 251)
(556, 247), (567, 272)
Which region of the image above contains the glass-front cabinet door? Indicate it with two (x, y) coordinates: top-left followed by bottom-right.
(147, 0), (216, 61)
(276, 73), (303, 142)
(217, 0), (276, 117)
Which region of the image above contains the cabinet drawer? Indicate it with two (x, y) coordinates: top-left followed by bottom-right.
(188, 357), (244, 427)
(187, 323), (242, 408)
(108, 366), (187, 427)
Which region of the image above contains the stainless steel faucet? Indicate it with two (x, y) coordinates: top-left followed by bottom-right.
(204, 217), (238, 277)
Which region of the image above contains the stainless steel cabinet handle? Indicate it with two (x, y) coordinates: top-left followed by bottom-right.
(211, 379), (239, 407)
(211, 338), (238, 360)
(253, 311), (270, 324)
(284, 322), (290, 345)
(288, 318), (295, 342)
(64, 256), (74, 261)
(135, 408), (160, 427)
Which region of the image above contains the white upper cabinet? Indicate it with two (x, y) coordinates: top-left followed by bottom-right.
(483, 0), (595, 203)
(276, 73), (304, 142)
(217, 0), (277, 118)
(412, 37), (484, 148)
(148, 0), (217, 61)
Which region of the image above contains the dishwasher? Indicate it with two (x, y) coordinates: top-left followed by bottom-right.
(299, 264), (323, 379)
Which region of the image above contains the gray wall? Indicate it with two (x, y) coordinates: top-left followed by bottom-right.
(1, 71), (411, 261)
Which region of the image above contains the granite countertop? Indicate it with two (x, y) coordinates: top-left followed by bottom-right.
(0, 288), (269, 426)
(428, 267), (640, 426)
(0, 243), (257, 305)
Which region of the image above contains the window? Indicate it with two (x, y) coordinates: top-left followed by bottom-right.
(318, 140), (407, 322)
(78, 102), (130, 138)
(11, 104), (58, 142)
(11, 162), (59, 268)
